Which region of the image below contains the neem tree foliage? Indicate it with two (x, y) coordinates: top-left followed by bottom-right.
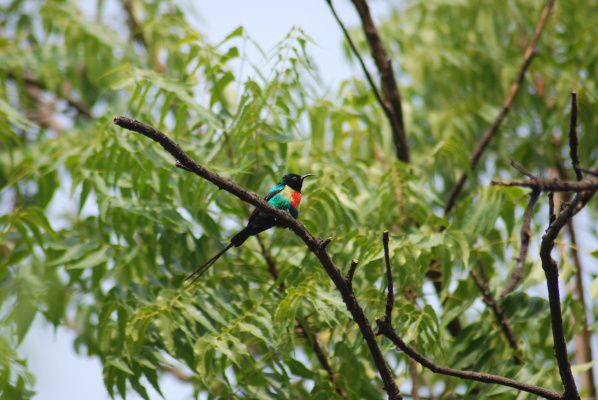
(1, 0), (597, 399)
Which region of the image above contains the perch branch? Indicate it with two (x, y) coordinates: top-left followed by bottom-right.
(113, 116), (402, 400)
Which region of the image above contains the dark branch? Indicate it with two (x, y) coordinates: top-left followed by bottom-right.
(540, 190), (595, 400)
(113, 116), (402, 400)
(491, 177), (598, 191)
(443, 0), (555, 214)
(7, 71), (92, 118)
(510, 159), (537, 180)
(470, 270), (522, 364)
(324, 0), (388, 135)
(257, 236), (346, 398)
(382, 230), (394, 324)
(501, 189), (540, 297)
(376, 320), (561, 400)
(548, 192), (556, 224)
(336, 0), (410, 162)
(579, 168), (598, 177)
(296, 320), (347, 398)
(346, 259), (359, 287)
(568, 92), (582, 181)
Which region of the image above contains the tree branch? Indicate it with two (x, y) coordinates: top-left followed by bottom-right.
(500, 189), (540, 297)
(470, 270), (522, 364)
(491, 177), (598, 191)
(327, 0), (409, 162)
(113, 116), (402, 400)
(568, 92), (582, 181)
(255, 235), (346, 398)
(382, 230), (394, 324)
(376, 320), (561, 400)
(443, 0), (555, 214)
(7, 71), (92, 118)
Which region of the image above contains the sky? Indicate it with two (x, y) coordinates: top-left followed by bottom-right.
(20, 1), (376, 399)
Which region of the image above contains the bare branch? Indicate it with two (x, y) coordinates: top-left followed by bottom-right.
(470, 270), (522, 364)
(346, 259), (360, 288)
(540, 189), (595, 400)
(491, 177), (598, 191)
(7, 71), (91, 118)
(579, 167), (598, 177)
(324, 0), (388, 134)
(376, 320), (561, 400)
(296, 321), (347, 398)
(501, 189), (540, 297)
(568, 92), (582, 181)
(382, 230), (394, 324)
(257, 235), (346, 398)
(444, 0), (555, 214)
(566, 219), (597, 397)
(510, 159), (537, 180)
(113, 116), (402, 400)
(327, 0), (410, 162)
(548, 192), (556, 224)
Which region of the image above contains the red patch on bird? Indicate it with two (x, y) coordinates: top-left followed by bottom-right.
(291, 191), (302, 208)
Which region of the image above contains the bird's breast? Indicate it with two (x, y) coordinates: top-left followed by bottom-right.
(290, 191), (301, 208)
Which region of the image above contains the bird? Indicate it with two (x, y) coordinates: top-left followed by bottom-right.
(185, 173), (315, 284)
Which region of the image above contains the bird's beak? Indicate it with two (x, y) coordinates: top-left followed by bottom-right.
(301, 173), (315, 181)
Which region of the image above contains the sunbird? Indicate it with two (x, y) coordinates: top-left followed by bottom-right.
(185, 173), (315, 284)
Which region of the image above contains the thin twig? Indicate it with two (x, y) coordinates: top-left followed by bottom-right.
(7, 71), (92, 117)
(256, 236), (346, 398)
(510, 159), (537, 180)
(548, 192), (556, 224)
(470, 270), (522, 364)
(444, 0), (555, 214)
(376, 320), (561, 400)
(323, 0), (388, 133)
(568, 92), (582, 181)
(382, 230), (394, 324)
(501, 189), (540, 297)
(579, 168), (598, 177)
(113, 116), (402, 400)
(346, 259), (359, 287)
(540, 193), (589, 400)
(326, 0), (410, 162)
(565, 218), (597, 398)
(296, 320), (348, 398)
(491, 177), (598, 191)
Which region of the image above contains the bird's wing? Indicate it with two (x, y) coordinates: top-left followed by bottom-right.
(247, 184), (284, 224)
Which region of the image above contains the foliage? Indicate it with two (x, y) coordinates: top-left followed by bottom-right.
(0, 0), (596, 399)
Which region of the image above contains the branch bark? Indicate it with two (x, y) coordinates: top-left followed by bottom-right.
(255, 235), (347, 398)
(500, 189), (540, 297)
(113, 116), (402, 399)
(491, 177), (598, 191)
(376, 320), (562, 400)
(326, 0), (410, 162)
(443, 0), (555, 214)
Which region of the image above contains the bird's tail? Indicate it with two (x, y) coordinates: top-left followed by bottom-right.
(185, 242), (234, 286)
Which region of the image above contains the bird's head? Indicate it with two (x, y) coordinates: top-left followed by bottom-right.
(280, 173), (315, 192)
